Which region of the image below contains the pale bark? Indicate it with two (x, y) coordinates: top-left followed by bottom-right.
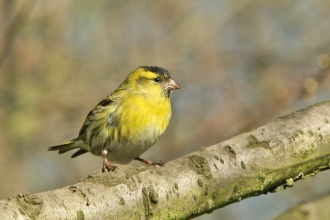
(1, 100), (330, 219)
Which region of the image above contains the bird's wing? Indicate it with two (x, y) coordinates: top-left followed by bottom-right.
(78, 90), (124, 137)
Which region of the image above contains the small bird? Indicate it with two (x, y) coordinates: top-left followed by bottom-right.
(48, 66), (181, 172)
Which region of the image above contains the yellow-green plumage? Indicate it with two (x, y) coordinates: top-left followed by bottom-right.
(48, 66), (181, 170)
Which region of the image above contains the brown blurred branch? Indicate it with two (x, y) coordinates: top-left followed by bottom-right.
(274, 193), (330, 220)
(1, 100), (330, 219)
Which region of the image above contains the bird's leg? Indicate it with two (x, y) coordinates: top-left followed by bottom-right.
(135, 157), (166, 167)
(102, 150), (118, 172)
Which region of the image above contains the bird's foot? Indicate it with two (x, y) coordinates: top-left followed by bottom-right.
(102, 159), (118, 172)
(135, 157), (166, 167)
(102, 150), (118, 172)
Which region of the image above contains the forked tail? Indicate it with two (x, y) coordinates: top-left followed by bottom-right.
(48, 139), (88, 158)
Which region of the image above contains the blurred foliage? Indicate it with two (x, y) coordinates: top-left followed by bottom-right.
(1, 0), (330, 219)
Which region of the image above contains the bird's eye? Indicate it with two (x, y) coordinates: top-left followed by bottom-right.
(154, 77), (161, 82)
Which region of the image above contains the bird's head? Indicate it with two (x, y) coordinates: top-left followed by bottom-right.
(125, 66), (182, 99)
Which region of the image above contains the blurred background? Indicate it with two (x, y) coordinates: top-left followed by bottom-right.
(1, 0), (330, 219)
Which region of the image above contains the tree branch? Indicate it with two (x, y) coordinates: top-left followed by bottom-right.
(1, 100), (330, 219)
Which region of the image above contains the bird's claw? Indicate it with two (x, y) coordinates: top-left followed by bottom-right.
(102, 159), (118, 172)
(151, 159), (166, 167)
(135, 157), (166, 167)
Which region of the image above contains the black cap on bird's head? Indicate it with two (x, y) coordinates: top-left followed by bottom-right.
(141, 66), (171, 78)
(140, 66), (182, 91)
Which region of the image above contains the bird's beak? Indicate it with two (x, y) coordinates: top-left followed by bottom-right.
(166, 78), (182, 90)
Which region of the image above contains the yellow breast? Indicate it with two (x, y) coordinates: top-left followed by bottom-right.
(113, 94), (172, 145)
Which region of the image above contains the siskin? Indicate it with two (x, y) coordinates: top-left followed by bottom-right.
(48, 66), (181, 172)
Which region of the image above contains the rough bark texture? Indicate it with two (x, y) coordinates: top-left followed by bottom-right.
(1, 100), (330, 219)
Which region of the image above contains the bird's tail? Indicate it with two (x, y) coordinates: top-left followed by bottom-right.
(48, 139), (88, 158)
